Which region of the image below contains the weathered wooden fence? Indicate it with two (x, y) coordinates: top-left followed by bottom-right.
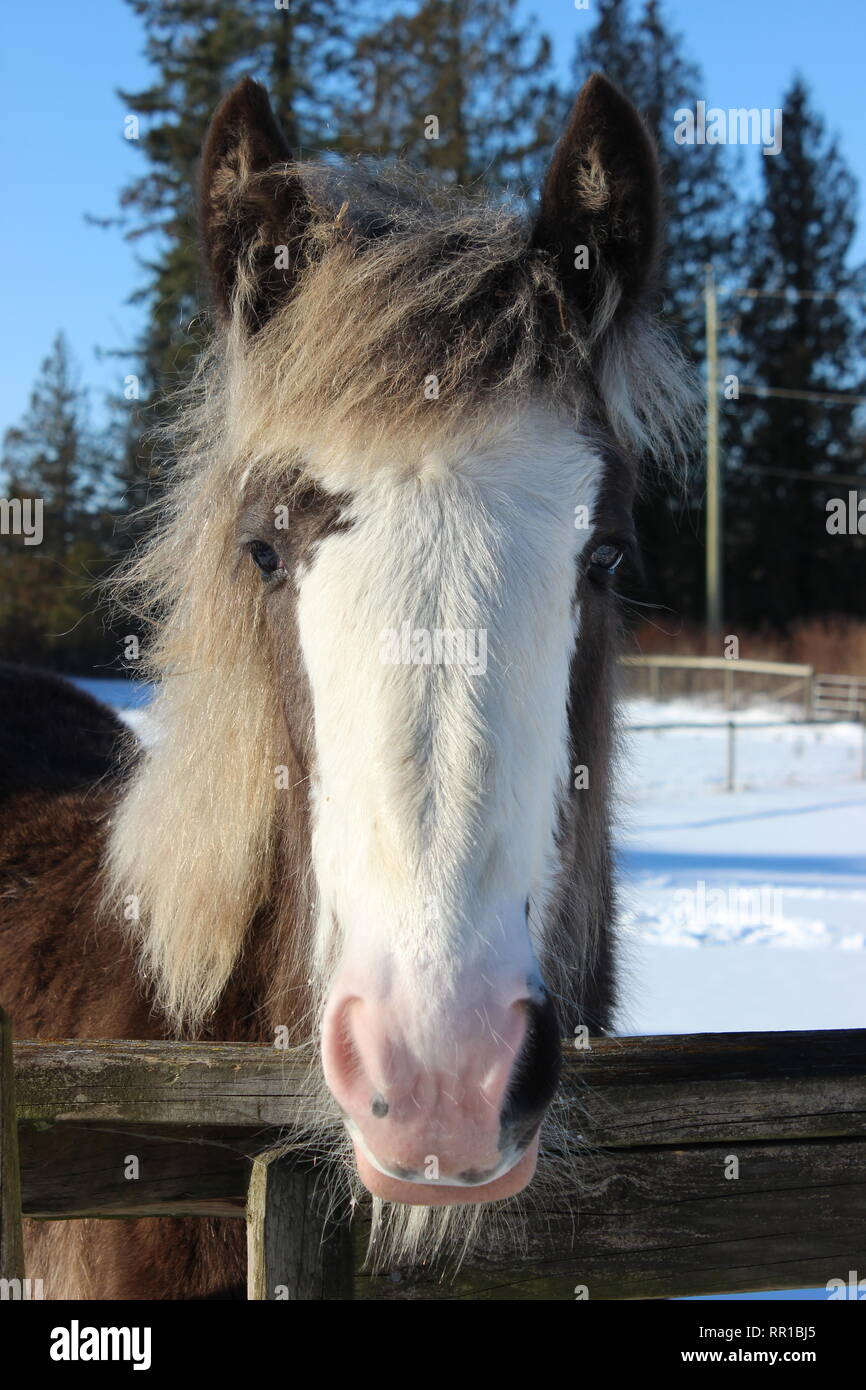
(622, 655), (866, 729)
(813, 672), (866, 721)
(2, 1009), (865, 1300)
(621, 655), (816, 714)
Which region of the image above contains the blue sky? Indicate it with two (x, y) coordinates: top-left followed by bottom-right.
(2, 0), (865, 437)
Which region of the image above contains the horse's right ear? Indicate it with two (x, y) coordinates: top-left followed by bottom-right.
(531, 73), (661, 328)
(199, 77), (309, 329)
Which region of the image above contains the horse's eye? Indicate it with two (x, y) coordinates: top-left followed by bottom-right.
(247, 540), (284, 578)
(589, 543), (624, 574)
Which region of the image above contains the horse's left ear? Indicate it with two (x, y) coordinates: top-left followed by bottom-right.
(531, 73), (661, 326)
(199, 77), (309, 329)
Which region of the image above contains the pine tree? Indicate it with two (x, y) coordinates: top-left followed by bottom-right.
(0, 335), (121, 669)
(722, 77), (866, 628)
(573, 0), (743, 625)
(110, 0), (360, 434)
(338, 0), (559, 190)
(1, 334), (109, 550)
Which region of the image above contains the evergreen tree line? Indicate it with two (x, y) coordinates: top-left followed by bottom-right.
(2, 0), (864, 672)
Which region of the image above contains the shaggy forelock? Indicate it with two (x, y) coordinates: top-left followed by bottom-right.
(218, 159), (698, 481)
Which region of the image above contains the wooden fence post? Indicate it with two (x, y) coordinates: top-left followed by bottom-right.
(246, 1153), (354, 1301)
(0, 1008), (24, 1285)
(725, 720), (736, 792)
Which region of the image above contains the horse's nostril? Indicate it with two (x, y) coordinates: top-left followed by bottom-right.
(457, 1167), (496, 1185)
(499, 992), (562, 1149)
(371, 1093), (389, 1118)
(389, 1163), (417, 1182)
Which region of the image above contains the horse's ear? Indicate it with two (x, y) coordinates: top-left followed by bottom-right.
(199, 77), (309, 329)
(531, 73), (661, 325)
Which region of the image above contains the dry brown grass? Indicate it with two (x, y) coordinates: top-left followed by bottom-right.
(628, 617), (866, 673)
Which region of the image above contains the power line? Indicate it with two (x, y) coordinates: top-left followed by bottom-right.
(735, 384), (866, 406)
(686, 284), (864, 309)
(738, 465), (866, 487)
(720, 285), (865, 303)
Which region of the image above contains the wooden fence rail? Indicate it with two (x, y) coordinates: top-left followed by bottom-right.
(620, 655), (815, 716)
(621, 656), (866, 729)
(3, 1017), (866, 1300)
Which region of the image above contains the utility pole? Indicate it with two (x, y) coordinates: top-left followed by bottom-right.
(704, 264), (722, 634)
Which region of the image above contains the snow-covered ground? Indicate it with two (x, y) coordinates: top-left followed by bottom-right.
(617, 701), (866, 1033)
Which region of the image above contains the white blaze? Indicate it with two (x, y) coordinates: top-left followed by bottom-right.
(295, 408), (602, 1029)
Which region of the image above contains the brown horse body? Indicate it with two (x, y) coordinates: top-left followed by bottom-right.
(0, 667), (253, 1296)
